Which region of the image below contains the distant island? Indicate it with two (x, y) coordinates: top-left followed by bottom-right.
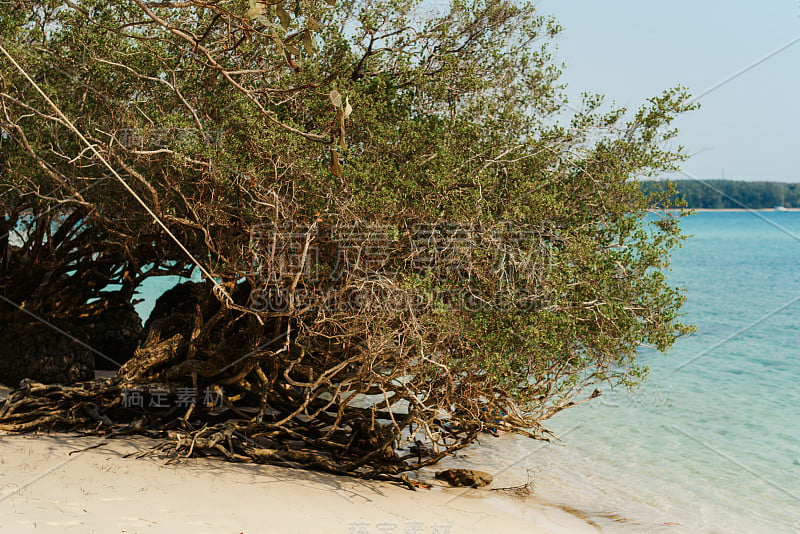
(642, 180), (800, 209)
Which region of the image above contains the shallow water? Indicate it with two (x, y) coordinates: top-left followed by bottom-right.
(455, 212), (800, 533)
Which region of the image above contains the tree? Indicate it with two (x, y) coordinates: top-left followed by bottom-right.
(642, 180), (799, 209)
(0, 0), (694, 477)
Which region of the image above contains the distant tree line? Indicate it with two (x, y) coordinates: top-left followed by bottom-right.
(642, 180), (800, 209)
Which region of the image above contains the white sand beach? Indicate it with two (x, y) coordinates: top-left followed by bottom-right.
(1, 386), (598, 534)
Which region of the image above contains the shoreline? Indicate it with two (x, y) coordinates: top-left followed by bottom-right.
(651, 207), (800, 212)
(1, 386), (599, 534)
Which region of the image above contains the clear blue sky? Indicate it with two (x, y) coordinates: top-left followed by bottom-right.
(536, 1), (800, 182)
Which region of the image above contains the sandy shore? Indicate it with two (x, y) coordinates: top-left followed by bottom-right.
(0, 386), (597, 534)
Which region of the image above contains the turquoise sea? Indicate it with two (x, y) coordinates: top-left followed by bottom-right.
(134, 212), (800, 532)
(460, 211), (800, 533)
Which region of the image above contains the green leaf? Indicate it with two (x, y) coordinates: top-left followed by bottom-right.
(343, 96), (352, 119)
(276, 4), (291, 30)
(244, 1), (264, 20)
(302, 31), (316, 55)
(306, 17), (323, 32)
(329, 90), (342, 108)
(330, 147), (343, 178)
(285, 43), (301, 57)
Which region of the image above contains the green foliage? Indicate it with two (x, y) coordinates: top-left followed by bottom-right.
(1, 0), (695, 444)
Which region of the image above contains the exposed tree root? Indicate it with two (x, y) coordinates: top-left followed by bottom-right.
(0, 376), (478, 484)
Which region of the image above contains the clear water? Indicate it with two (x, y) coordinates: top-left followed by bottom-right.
(134, 274), (197, 321)
(135, 212), (800, 532)
(457, 212), (800, 533)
